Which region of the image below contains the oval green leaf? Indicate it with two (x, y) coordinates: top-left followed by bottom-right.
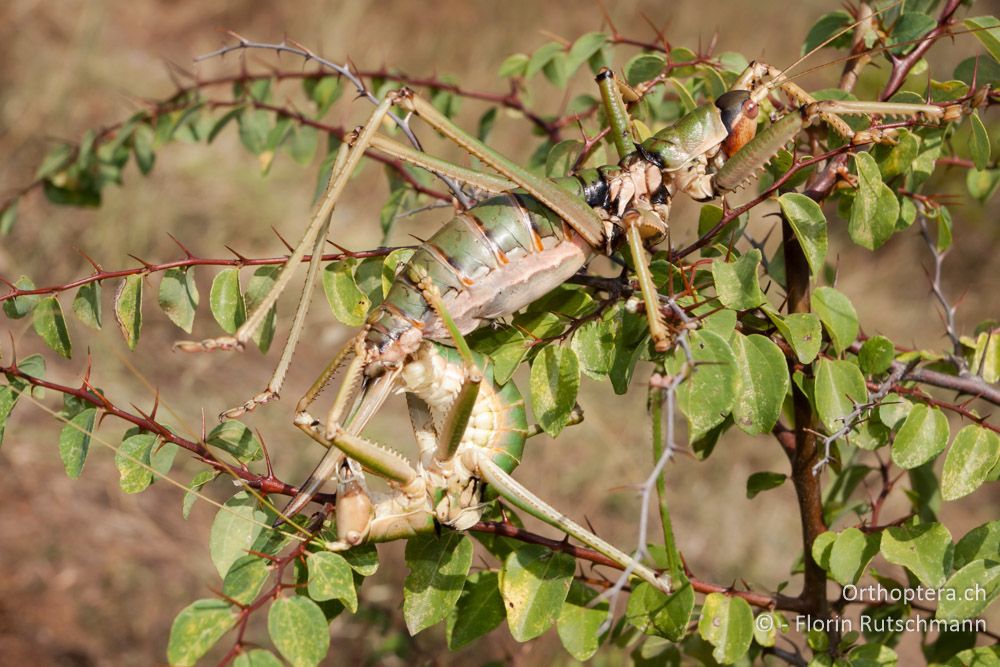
(209, 268), (246, 334)
(322, 260), (369, 327)
(880, 522), (953, 588)
(59, 408), (95, 479)
(778, 193), (828, 277)
(72, 281), (102, 330)
(114, 274), (143, 350)
(860, 335), (895, 375)
(671, 330), (737, 441)
(166, 598), (238, 666)
(891, 403), (950, 469)
(557, 580), (608, 661)
(936, 559), (1000, 621)
(209, 491), (267, 578)
(222, 554), (270, 605)
(268, 596), (330, 667)
(697, 592), (753, 664)
(811, 287), (859, 355)
(158, 267), (199, 334)
(941, 425), (1000, 501)
(730, 333), (788, 435)
(207, 420), (263, 462)
(307, 551), (358, 612)
(711, 249), (766, 311)
(403, 532), (473, 634)
(828, 527), (880, 586)
(446, 571), (506, 650)
(500, 544), (575, 642)
(814, 358), (867, 432)
(529, 345), (580, 438)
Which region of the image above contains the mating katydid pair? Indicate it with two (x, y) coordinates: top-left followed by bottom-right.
(178, 41), (958, 593)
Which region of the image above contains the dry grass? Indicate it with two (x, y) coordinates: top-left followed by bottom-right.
(1, 1), (997, 664)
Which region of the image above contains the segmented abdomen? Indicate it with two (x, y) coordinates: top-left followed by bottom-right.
(366, 191), (593, 350)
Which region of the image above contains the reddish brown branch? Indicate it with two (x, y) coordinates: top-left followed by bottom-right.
(0, 247), (402, 304)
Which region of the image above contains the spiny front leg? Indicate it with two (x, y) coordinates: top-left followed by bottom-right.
(175, 92), (401, 418)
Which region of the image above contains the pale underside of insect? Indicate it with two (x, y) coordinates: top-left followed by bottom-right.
(174, 48), (958, 594)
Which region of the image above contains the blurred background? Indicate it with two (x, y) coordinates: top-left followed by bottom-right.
(0, 0), (997, 664)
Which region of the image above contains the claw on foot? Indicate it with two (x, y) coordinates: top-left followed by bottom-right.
(219, 390), (279, 420)
(173, 336), (245, 353)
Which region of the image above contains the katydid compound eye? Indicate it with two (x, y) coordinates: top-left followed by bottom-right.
(715, 90), (753, 134)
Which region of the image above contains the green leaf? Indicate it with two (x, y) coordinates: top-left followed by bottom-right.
(670, 330), (737, 441)
(767, 310), (822, 364)
(115, 431), (159, 493)
(233, 649), (283, 667)
(403, 532), (473, 634)
(828, 527), (880, 585)
(955, 521), (1000, 569)
(545, 139), (582, 177)
(746, 471), (787, 499)
(814, 359), (867, 432)
(529, 346), (580, 437)
(59, 408), (95, 479)
(166, 599), (237, 667)
(525, 42), (564, 80)
(812, 531), (837, 571)
(3, 276), (39, 319)
(941, 425), (1000, 501)
(860, 335), (895, 375)
(268, 596), (330, 667)
(730, 333), (788, 435)
(849, 152), (897, 250)
(625, 53), (666, 85)
(711, 249), (766, 310)
(307, 551), (358, 612)
(625, 577), (695, 641)
(892, 404), (950, 469)
(968, 111), (991, 171)
(210, 491), (267, 578)
(238, 108), (270, 155)
(500, 544), (575, 642)
(881, 522), (953, 588)
(209, 268), (246, 334)
(0, 385), (17, 448)
(32, 297), (72, 358)
(811, 287), (858, 356)
(72, 282), (102, 329)
(288, 125), (318, 166)
(802, 11), (853, 54)
(571, 317), (616, 379)
(566, 32), (607, 73)
(380, 248), (415, 297)
(936, 559), (1000, 621)
(446, 571), (505, 650)
(557, 580), (608, 660)
(778, 193), (828, 277)
(223, 554), (270, 605)
(697, 592), (753, 664)
(114, 275), (143, 350)
(965, 16), (1000, 64)
(498, 53), (529, 78)
(322, 260), (369, 327)
(133, 124), (155, 174)
(244, 266), (278, 353)
(943, 646), (1000, 667)
(889, 12), (936, 54)
(158, 268), (199, 334)
(341, 543), (379, 576)
(0, 199), (17, 234)
(753, 611), (787, 648)
(303, 75), (343, 116)
(207, 420), (263, 462)
(182, 469), (218, 519)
